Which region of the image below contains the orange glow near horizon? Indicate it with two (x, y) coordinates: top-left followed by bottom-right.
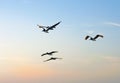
(10, 64), (56, 79)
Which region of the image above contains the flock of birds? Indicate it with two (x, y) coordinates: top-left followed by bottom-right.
(37, 21), (104, 62)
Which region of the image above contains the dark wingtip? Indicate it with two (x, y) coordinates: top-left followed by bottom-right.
(85, 35), (89, 40)
(59, 21), (62, 23)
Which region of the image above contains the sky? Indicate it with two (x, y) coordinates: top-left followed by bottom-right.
(0, 0), (120, 83)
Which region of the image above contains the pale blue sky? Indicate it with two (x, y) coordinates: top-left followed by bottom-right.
(0, 0), (120, 83)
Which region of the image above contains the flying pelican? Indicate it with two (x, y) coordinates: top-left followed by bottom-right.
(37, 21), (61, 33)
(85, 34), (103, 41)
(43, 57), (62, 62)
(41, 51), (58, 56)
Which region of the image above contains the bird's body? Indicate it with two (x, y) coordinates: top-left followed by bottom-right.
(41, 51), (58, 56)
(85, 34), (103, 41)
(42, 28), (49, 33)
(37, 25), (49, 33)
(44, 57), (62, 62)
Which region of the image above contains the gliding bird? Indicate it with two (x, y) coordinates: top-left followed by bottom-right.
(85, 34), (103, 41)
(41, 51), (58, 56)
(37, 21), (61, 33)
(43, 57), (62, 62)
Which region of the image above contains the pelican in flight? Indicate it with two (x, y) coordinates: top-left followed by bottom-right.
(85, 34), (103, 41)
(37, 21), (61, 33)
(41, 51), (58, 56)
(43, 57), (62, 62)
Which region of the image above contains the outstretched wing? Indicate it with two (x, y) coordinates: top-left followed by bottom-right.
(85, 35), (90, 40)
(43, 58), (52, 62)
(50, 51), (58, 54)
(98, 34), (103, 38)
(56, 57), (62, 59)
(37, 24), (47, 28)
(43, 21), (61, 32)
(50, 21), (61, 28)
(41, 53), (47, 56)
(52, 57), (62, 60)
(94, 34), (103, 40)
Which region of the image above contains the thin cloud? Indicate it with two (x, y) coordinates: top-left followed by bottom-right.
(105, 22), (120, 27)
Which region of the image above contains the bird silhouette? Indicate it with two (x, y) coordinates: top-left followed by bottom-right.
(37, 21), (61, 33)
(43, 57), (62, 62)
(41, 51), (58, 56)
(85, 34), (103, 41)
